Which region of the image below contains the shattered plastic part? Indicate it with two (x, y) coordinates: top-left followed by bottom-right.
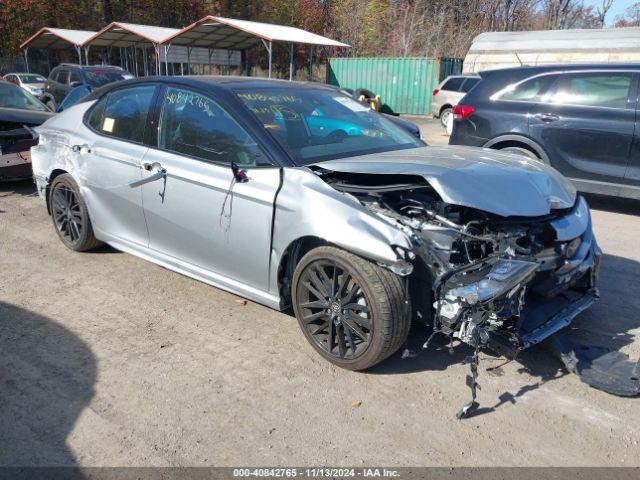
(552, 329), (640, 397)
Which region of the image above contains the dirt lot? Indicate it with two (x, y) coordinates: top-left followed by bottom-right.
(1, 119), (639, 466)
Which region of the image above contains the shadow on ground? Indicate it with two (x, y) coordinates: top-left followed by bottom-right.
(0, 302), (96, 466)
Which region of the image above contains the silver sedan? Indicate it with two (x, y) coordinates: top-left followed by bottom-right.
(31, 76), (600, 375)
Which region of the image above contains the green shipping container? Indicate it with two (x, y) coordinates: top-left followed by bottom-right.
(327, 57), (438, 115)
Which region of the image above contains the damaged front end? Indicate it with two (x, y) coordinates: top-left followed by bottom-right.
(1, 109), (51, 181)
(318, 170), (602, 416)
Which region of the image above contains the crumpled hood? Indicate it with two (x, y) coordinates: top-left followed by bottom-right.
(312, 145), (577, 217)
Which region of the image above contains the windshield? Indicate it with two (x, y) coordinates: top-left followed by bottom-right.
(84, 69), (126, 88)
(18, 74), (45, 84)
(0, 83), (48, 111)
(235, 87), (422, 165)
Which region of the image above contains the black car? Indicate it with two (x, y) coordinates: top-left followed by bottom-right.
(0, 80), (52, 180)
(42, 64), (131, 110)
(449, 64), (640, 199)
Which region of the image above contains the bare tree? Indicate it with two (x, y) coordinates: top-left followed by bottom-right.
(596, 0), (614, 27)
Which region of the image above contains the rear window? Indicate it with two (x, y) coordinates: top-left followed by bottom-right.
(83, 69), (126, 88)
(546, 72), (633, 109)
(441, 77), (465, 92)
(460, 77), (480, 93)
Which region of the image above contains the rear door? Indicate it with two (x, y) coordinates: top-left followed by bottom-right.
(71, 84), (157, 246)
(529, 70), (635, 193)
(139, 85), (281, 292)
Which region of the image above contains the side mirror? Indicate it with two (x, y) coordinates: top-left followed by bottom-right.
(231, 162), (249, 183)
(70, 81), (83, 88)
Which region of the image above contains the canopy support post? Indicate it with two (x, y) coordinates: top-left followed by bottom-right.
(84, 46), (91, 66)
(133, 44), (139, 77)
(289, 43), (294, 81)
(260, 40), (273, 79)
(208, 48), (212, 74)
(143, 46), (148, 76)
(164, 44), (172, 76)
(23, 48), (30, 73)
(75, 45), (82, 65)
(309, 46), (314, 81)
(186, 47), (191, 75)
(154, 45), (161, 75)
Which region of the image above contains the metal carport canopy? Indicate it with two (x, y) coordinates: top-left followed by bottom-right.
(164, 16), (350, 79)
(20, 28), (97, 70)
(84, 22), (180, 74)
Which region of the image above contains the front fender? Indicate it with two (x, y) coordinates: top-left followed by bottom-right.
(269, 167), (412, 296)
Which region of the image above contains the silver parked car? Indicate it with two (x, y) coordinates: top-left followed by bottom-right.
(431, 75), (480, 127)
(2, 72), (47, 99)
(31, 77), (600, 378)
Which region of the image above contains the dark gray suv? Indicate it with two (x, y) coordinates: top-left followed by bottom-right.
(42, 64), (130, 110)
(449, 64), (640, 199)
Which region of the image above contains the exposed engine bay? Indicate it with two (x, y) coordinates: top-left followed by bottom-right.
(316, 169), (611, 417)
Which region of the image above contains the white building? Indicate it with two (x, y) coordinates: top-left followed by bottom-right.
(464, 27), (640, 73)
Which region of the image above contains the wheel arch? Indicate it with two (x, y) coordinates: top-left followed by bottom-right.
(276, 235), (335, 308)
(483, 135), (549, 163)
(45, 168), (70, 215)
(439, 104), (453, 116)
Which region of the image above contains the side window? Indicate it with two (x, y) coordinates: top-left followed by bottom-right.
(498, 75), (556, 102)
(57, 69), (70, 85)
(460, 77), (480, 93)
(86, 95), (109, 130)
(546, 72), (633, 109)
(159, 87), (267, 166)
(98, 85), (155, 143)
(441, 77), (465, 92)
(69, 69), (82, 84)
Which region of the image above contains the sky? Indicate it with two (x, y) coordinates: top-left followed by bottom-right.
(585, 0), (636, 25)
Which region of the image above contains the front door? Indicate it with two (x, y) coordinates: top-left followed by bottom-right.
(74, 84), (157, 246)
(529, 71), (636, 193)
(139, 86), (281, 292)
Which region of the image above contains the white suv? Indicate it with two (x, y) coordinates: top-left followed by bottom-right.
(430, 75), (480, 127)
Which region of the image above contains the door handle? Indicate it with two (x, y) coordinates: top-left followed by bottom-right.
(129, 162), (167, 188)
(142, 161), (166, 173)
(534, 113), (559, 123)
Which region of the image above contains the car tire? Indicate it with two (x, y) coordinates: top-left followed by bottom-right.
(499, 146), (541, 161)
(49, 174), (102, 251)
(440, 108), (452, 128)
(45, 99), (57, 111)
(292, 246), (410, 371)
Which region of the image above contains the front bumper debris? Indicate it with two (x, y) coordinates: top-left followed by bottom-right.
(429, 229), (604, 419)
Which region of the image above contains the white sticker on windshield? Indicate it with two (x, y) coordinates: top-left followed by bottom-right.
(334, 96), (370, 112)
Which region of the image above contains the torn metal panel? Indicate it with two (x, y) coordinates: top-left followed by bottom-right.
(270, 167), (414, 298)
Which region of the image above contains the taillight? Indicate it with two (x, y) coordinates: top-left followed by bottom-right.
(432, 88), (439, 96)
(453, 104), (474, 121)
(44, 80), (48, 88)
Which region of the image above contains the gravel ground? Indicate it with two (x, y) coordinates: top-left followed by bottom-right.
(1, 119), (638, 466)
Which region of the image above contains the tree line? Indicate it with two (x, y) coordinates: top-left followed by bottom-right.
(1, 0), (639, 60)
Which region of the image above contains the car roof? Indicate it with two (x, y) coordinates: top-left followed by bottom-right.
(89, 75), (340, 98)
(480, 63), (640, 77)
